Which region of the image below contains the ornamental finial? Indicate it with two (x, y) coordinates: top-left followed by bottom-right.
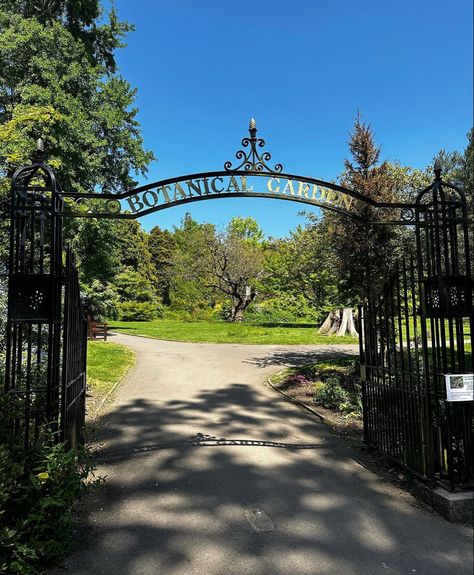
(434, 157), (442, 179)
(224, 120), (283, 173)
(32, 137), (46, 163)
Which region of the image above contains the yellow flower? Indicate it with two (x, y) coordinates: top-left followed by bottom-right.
(37, 472), (49, 481)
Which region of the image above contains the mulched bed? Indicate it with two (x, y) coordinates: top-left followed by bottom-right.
(269, 374), (363, 442)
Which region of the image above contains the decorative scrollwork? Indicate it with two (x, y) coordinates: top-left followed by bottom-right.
(105, 199), (121, 214)
(375, 207), (391, 221)
(400, 208), (415, 222)
(74, 198), (93, 213)
(224, 118), (283, 173)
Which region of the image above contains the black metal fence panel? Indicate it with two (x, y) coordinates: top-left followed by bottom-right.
(61, 249), (87, 448)
(415, 177), (473, 491)
(359, 258), (431, 481)
(361, 174), (473, 492)
(4, 163), (87, 449)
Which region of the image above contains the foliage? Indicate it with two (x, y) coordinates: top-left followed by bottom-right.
(284, 373), (312, 387)
(245, 294), (319, 324)
(114, 267), (157, 303)
(115, 221), (157, 282)
(0, 4), (153, 195)
(148, 226), (175, 305)
(281, 357), (362, 417)
(0, 398), (101, 574)
(187, 217), (267, 321)
(0, 0), (154, 302)
(169, 214), (219, 313)
(71, 218), (122, 286)
(314, 377), (348, 410)
(321, 113), (403, 301)
(262, 223), (341, 317)
(117, 300), (162, 322)
(227, 216), (265, 246)
(80, 280), (118, 321)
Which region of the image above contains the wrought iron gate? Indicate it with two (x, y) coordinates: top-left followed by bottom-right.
(4, 158), (87, 448)
(61, 248), (87, 448)
(360, 167), (473, 492)
(1, 129), (472, 496)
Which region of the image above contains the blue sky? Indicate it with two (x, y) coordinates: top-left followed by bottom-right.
(106, 0), (473, 237)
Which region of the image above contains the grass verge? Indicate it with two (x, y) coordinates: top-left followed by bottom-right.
(109, 319), (358, 345)
(86, 340), (135, 417)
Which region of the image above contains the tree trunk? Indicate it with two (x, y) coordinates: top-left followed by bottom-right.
(319, 308), (358, 337)
(229, 285), (257, 322)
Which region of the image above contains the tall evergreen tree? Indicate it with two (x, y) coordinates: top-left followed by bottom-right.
(328, 113), (401, 301)
(149, 226), (175, 306)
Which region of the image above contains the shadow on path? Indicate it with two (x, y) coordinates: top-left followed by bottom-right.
(54, 371), (473, 575)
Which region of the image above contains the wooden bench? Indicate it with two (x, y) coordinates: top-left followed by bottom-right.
(87, 317), (108, 341)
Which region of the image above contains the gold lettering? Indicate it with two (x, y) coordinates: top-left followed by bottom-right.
(159, 185), (172, 203)
(202, 178), (211, 195)
(282, 179), (295, 196)
(323, 188), (337, 203)
(173, 182), (188, 201)
(142, 190), (158, 208)
(341, 194), (355, 211)
(241, 176), (253, 192)
(126, 194), (143, 213)
(267, 177), (280, 193)
(311, 185), (322, 200)
(185, 179), (202, 197)
(226, 175), (240, 193)
(211, 177), (224, 193)
(297, 181), (310, 198)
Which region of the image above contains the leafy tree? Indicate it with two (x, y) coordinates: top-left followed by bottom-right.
(227, 216), (265, 246)
(115, 220), (156, 282)
(0, 2), (154, 280)
(199, 219), (266, 322)
(80, 279), (118, 320)
(205, 233), (265, 322)
(114, 267), (156, 303)
(70, 218), (121, 285)
(0, 6), (153, 194)
(148, 226), (175, 305)
(262, 222), (339, 322)
(170, 214), (217, 313)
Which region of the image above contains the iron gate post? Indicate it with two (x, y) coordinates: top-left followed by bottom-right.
(4, 148), (87, 449)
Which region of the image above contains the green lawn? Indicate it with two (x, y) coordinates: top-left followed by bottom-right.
(108, 319), (359, 345)
(87, 340), (135, 394)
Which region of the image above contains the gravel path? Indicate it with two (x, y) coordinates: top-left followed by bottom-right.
(52, 334), (472, 575)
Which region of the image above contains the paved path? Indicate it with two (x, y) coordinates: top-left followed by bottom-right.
(55, 334), (472, 575)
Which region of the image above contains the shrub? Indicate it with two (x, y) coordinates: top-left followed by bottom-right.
(0, 399), (101, 574)
(314, 376), (348, 409)
(283, 358), (363, 418)
(117, 300), (162, 321)
(80, 280), (119, 321)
